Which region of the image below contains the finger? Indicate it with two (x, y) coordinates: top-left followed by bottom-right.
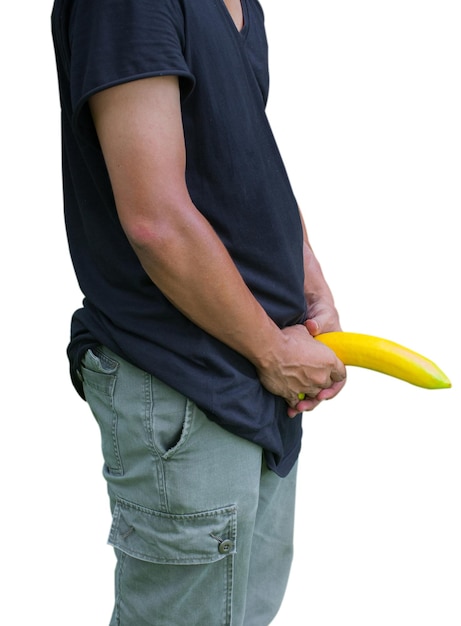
(296, 378), (331, 401)
(316, 379), (347, 401)
(287, 397), (322, 417)
(304, 318), (320, 336)
(331, 360), (347, 382)
(286, 406), (299, 418)
(331, 369), (346, 383)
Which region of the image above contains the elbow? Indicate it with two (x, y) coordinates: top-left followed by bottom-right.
(125, 219), (160, 250)
(120, 205), (188, 261)
(123, 218), (174, 260)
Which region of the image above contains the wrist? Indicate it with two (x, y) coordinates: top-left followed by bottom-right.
(242, 318), (285, 371)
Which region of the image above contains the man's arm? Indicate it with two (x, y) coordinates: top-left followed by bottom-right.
(286, 209), (346, 415)
(89, 75), (346, 412)
(299, 208), (341, 336)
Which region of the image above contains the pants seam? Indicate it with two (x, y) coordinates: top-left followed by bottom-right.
(143, 371), (169, 513)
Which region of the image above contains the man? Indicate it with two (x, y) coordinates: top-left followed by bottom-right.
(52, 0), (346, 624)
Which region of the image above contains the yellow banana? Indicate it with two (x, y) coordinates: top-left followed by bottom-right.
(312, 331), (451, 389)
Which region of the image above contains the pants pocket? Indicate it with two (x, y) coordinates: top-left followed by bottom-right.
(146, 374), (194, 460)
(109, 498), (237, 626)
(109, 497), (237, 564)
(80, 347), (123, 476)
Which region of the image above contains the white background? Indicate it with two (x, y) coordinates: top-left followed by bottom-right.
(2, 1), (459, 624)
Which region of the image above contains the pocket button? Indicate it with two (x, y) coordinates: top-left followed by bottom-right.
(218, 539), (233, 555)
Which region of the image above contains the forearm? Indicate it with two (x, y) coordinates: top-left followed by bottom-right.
(303, 240), (336, 308)
(299, 208), (341, 331)
(127, 199), (346, 410)
(127, 199), (282, 368)
(89, 77), (346, 409)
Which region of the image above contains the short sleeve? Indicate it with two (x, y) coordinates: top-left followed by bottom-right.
(68, 0), (195, 135)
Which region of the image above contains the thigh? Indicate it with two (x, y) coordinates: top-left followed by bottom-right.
(243, 462), (298, 626)
(80, 346), (265, 625)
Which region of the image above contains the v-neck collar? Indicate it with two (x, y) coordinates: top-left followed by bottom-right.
(218, 0), (249, 38)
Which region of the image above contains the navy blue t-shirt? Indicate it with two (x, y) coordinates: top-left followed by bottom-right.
(52, 0), (306, 476)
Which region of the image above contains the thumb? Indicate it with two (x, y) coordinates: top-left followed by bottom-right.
(304, 318), (320, 336)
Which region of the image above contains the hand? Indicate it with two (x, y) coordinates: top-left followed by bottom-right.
(255, 324), (346, 417)
(304, 300), (341, 337)
(286, 378), (346, 417)
(284, 305), (346, 417)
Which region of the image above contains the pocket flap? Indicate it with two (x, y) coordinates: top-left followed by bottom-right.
(108, 498), (237, 565)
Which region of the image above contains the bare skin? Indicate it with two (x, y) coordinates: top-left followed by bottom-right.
(223, 0), (245, 30)
(89, 75), (346, 416)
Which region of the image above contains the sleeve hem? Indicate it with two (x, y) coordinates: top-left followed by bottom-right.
(72, 68), (196, 140)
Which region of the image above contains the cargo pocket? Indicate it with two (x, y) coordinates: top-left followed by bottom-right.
(109, 497), (237, 564)
(108, 499), (237, 624)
